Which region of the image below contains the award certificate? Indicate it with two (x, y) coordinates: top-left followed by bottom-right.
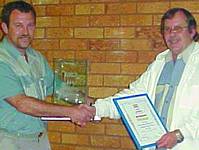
(113, 93), (167, 150)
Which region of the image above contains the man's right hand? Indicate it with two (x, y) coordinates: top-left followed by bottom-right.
(69, 104), (96, 127)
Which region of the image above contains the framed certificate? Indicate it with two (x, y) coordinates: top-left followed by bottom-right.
(113, 93), (167, 150)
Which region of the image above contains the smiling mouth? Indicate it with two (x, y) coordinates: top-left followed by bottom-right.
(18, 36), (31, 42)
(168, 37), (180, 45)
(19, 36), (30, 39)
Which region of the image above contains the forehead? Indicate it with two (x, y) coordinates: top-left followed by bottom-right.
(164, 11), (187, 26)
(10, 9), (35, 22)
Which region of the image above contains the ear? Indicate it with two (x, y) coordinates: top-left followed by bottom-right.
(1, 22), (8, 34)
(189, 28), (197, 39)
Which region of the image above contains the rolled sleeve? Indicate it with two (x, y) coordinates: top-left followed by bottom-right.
(0, 62), (24, 100)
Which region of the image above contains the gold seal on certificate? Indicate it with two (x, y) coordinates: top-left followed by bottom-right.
(113, 93), (167, 150)
(53, 59), (88, 105)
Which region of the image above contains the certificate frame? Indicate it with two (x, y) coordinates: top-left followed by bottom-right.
(113, 93), (167, 150)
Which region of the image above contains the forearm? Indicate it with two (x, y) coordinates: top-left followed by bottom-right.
(94, 96), (120, 119)
(6, 94), (74, 117)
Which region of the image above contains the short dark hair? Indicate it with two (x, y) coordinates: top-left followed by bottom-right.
(161, 8), (198, 41)
(1, 0), (36, 27)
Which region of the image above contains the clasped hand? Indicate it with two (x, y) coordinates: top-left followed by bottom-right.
(70, 104), (96, 127)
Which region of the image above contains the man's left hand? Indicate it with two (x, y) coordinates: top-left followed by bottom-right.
(156, 131), (177, 149)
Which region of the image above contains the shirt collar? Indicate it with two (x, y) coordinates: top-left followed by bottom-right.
(1, 37), (31, 59)
(166, 41), (196, 63)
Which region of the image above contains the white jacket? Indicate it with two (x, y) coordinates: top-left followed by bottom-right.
(94, 42), (199, 150)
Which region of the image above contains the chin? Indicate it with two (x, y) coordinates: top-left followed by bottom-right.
(20, 43), (31, 48)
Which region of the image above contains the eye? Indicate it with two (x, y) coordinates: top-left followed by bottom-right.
(28, 23), (35, 29)
(164, 27), (170, 33)
(15, 23), (22, 28)
(173, 26), (183, 32)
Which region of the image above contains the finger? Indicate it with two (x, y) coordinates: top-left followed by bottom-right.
(84, 105), (96, 116)
(156, 135), (167, 148)
(75, 121), (83, 127)
(83, 107), (96, 118)
(157, 141), (166, 148)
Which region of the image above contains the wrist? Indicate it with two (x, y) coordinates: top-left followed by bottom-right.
(174, 129), (184, 143)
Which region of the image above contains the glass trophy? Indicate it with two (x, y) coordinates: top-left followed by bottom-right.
(53, 59), (88, 105)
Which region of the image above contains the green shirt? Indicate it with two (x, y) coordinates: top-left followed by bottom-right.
(0, 37), (54, 135)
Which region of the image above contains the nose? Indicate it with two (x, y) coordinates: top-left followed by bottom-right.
(170, 28), (178, 34)
(22, 26), (29, 35)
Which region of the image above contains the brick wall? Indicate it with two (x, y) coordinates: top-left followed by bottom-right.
(0, 0), (199, 150)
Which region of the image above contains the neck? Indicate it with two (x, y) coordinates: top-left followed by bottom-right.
(19, 49), (27, 56)
(172, 54), (177, 61)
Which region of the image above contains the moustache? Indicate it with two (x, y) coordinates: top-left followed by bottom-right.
(18, 35), (31, 39)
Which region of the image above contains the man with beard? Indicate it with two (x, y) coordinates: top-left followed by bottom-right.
(0, 1), (95, 150)
(91, 8), (199, 149)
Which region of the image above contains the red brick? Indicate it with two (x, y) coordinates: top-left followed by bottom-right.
(90, 63), (120, 74)
(90, 15), (120, 27)
(75, 4), (105, 15)
(107, 3), (136, 14)
(62, 134), (90, 145)
(106, 124), (128, 136)
(46, 50), (75, 62)
(121, 15), (152, 26)
(88, 75), (103, 86)
(121, 63), (148, 75)
(32, 39), (59, 50)
(36, 17), (60, 27)
(171, 2), (199, 13)
(46, 28), (73, 38)
(60, 39), (88, 50)
(138, 51), (158, 63)
(60, 0), (89, 3)
(32, 0), (59, 4)
(75, 28), (103, 39)
(104, 75), (135, 87)
(121, 137), (136, 149)
(106, 51), (137, 63)
(89, 87), (118, 98)
(51, 144), (74, 150)
(137, 2), (169, 13)
(75, 50), (106, 62)
(48, 132), (61, 143)
(34, 5), (46, 16)
(76, 123), (105, 134)
(61, 16), (89, 27)
(121, 39), (152, 51)
(91, 135), (120, 148)
(89, 39), (120, 51)
(105, 27), (135, 39)
(46, 5), (74, 16)
(48, 122), (75, 132)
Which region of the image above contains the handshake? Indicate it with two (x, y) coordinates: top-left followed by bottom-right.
(68, 102), (98, 127)
(41, 96), (99, 127)
(64, 95), (99, 126)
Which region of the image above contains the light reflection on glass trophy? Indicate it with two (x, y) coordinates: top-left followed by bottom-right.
(53, 59), (88, 105)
